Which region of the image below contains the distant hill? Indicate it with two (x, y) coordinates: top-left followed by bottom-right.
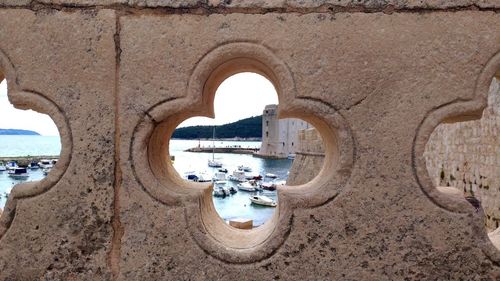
(0, 129), (41, 135)
(172, 115), (262, 139)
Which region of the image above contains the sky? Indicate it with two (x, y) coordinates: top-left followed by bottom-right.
(178, 72), (278, 127)
(0, 72), (278, 135)
(0, 80), (59, 136)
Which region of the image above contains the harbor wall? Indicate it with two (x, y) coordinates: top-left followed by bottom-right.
(0, 2), (499, 280)
(425, 78), (500, 232)
(287, 128), (325, 186)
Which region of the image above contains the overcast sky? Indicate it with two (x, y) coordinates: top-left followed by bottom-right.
(0, 80), (59, 136)
(0, 72), (278, 135)
(178, 72), (278, 127)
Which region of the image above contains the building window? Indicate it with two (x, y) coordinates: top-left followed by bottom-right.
(266, 131), (268, 137)
(266, 120), (269, 126)
(283, 142), (285, 146)
(292, 142), (294, 146)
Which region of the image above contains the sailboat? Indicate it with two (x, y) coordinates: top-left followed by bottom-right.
(208, 126), (223, 168)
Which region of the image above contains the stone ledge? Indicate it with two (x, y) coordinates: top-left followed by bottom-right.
(1, 0), (498, 9)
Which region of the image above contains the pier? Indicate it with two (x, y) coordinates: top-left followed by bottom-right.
(185, 147), (258, 154)
(0, 155), (59, 167)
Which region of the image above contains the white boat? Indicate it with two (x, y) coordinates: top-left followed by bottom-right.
(213, 186), (229, 197)
(184, 171), (210, 182)
(260, 182), (276, 191)
(42, 168), (51, 176)
(238, 165), (252, 172)
(287, 153), (296, 160)
(38, 159), (53, 169)
(265, 173), (278, 179)
(0, 162), (6, 171)
(8, 167), (29, 179)
(237, 181), (258, 192)
(5, 161), (18, 170)
(208, 159), (223, 168)
(249, 195), (277, 207)
(213, 171), (227, 182)
(228, 170), (247, 182)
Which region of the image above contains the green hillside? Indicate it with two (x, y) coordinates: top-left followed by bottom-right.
(0, 129), (40, 135)
(172, 115), (262, 139)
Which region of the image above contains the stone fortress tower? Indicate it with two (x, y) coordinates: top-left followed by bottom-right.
(256, 104), (311, 159)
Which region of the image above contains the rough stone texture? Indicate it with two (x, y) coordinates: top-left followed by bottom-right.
(118, 11), (500, 280)
(1, 0), (499, 8)
(0, 3), (498, 281)
(425, 78), (500, 232)
(287, 128), (325, 185)
(0, 9), (116, 280)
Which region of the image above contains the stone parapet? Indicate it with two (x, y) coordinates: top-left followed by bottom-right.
(0, 4), (499, 280)
(1, 0), (499, 9)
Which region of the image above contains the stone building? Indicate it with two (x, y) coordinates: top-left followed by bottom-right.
(256, 104), (311, 159)
(287, 128), (325, 185)
(0, 1), (499, 279)
(425, 78), (500, 231)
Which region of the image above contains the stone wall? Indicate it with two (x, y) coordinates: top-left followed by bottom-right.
(425, 78), (500, 232)
(287, 128), (325, 185)
(0, 1), (499, 280)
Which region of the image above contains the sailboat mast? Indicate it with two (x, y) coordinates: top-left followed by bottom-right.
(212, 126), (215, 161)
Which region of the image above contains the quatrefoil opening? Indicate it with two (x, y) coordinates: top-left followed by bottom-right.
(131, 42), (354, 263)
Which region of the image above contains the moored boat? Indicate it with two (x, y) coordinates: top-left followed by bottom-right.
(260, 182), (276, 191)
(238, 165), (252, 172)
(237, 181), (258, 192)
(228, 170), (247, 182)
(5, 161), (18, 170)
(265, 173), (278, 179)
(42, 168), (51, 176)
(249, 195), (277, 207)
(0, 162), (6, 171)
(8, 167), (29, 179)
(38, 159), (53, 169)
(28, 161), (40, 169)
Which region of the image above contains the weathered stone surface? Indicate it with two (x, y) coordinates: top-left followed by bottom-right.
(1, 0), (499, 8)
(0, 9), (116, 280)
(117, 11), (500, 280)
(0, 3), (498, 280)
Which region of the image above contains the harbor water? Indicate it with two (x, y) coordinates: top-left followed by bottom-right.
(0, 137), (292, 226)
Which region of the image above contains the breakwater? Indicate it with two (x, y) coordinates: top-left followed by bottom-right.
(0, 155), (59, 166)
(184, 147), (258, 154)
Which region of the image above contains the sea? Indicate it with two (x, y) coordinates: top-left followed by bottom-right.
(0, 136), (292, 226)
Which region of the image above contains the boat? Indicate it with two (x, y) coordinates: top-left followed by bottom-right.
(5, 161), (18, 170)
(287, 153), (296, 160)
(213, 186), (228, 197)
(237, 181), (259, 192)
(208, 159), (223, 168)
(218, 168), (228, 173)
(38, 159), (53, 169)
(260, 182), (276, 191)
(184, 171), (211, 182)
(265, 173), (278, 179)
(0, 162), (6, 171)
(8, 167), (29, 179)
(212, 172), (227, 182)
(228, 170), (247, 182)
(245, 174), (262, 181)
(249, 195), (277, 207)
(238, 165), (252, 172)
(228, 186), (237, 194)
(208, 126), (223, 168)
(42, 168), (51, 176)
(28, 161), (40, 169)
